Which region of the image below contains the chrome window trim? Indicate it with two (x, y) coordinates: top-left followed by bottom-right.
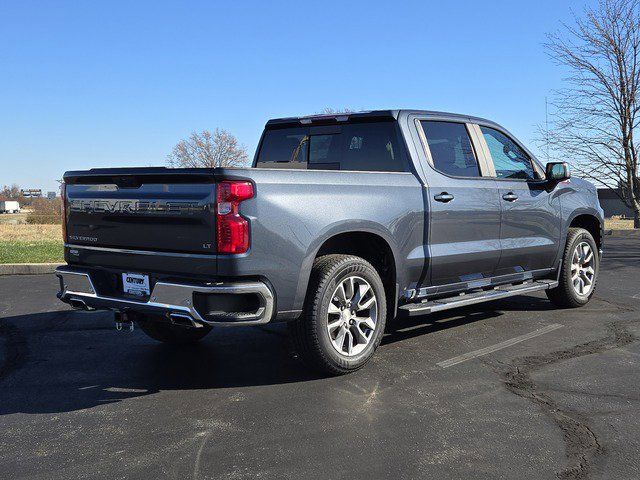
(468, 123), (497, 177)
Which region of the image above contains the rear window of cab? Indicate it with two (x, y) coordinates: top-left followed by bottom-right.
(255, 121), (410, 172)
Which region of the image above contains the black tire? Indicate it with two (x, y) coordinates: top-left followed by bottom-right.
(289, 254), (387, 375)
(547, 227), (599, 308)
(133, 313), (212, 344)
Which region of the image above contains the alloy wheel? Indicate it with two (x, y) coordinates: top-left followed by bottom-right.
(327, 276), (378, 356)
(571, 241), (595, 296)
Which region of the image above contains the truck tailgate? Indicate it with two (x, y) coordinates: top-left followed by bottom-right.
(64, 168), (217, 255)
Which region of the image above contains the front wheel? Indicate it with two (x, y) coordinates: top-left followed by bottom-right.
(547, 227), (599, 308)
(289, 254), (387, 375)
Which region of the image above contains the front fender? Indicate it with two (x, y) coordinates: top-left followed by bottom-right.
(552, 180), (604, 269)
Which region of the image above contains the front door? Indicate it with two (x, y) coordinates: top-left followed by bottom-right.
(416, 119), (502, 288)
(477, 125), (562, 275)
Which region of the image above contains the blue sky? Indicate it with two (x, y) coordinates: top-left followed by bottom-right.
(0, 0), (594, 192)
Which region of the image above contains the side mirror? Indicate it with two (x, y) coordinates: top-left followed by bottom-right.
(545, 162), (571, 182)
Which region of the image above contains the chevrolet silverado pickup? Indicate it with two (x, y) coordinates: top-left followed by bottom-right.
(56, 110), (604, 374)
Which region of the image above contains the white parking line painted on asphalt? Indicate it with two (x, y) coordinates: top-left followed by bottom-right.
(436, 323), (565, 368)
(632, 293), (640, 299)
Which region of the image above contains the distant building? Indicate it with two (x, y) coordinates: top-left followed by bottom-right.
(21, 189), (42, 198)
(597, 188), (634, 218)
(47, 191), (56, 199)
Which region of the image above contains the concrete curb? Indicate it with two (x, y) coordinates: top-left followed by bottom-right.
(606, 229), (640, 237)
(0, 263), (63, 276)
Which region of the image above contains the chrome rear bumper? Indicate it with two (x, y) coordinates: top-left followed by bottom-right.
(56, 267), (274, 327)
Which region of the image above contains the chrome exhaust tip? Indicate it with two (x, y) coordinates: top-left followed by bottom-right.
(169, 312), (204, 329)
(69, 298), (90, 310)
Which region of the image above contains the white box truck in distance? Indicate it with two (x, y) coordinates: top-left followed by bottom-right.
(0, 201), (20, 213)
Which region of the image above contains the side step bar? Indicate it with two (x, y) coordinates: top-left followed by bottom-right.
(398, 280), (558, 317)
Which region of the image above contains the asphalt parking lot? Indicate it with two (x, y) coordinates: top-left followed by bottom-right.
(1, 236), (639, 480)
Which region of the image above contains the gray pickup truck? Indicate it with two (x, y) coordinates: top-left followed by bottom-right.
(56, 110), (603, 374)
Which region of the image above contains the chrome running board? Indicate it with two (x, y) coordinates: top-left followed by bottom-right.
(398, 280), (558, 317)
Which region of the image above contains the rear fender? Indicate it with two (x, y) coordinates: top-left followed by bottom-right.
(293, 221), (402, 312)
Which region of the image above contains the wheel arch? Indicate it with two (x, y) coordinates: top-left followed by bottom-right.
(551, 209), (603, 276)
(567, 212), (603, 251)
(294, 224), (402, 317)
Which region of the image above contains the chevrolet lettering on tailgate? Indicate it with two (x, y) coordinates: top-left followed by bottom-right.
(68, 199), (203, 215)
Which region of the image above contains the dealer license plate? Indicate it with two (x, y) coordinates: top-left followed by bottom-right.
(122, 273), (150, 296)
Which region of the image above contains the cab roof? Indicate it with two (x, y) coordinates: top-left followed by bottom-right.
(265, 109), (496, 127)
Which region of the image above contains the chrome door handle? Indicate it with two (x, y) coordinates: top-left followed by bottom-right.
(502, 192), (518, 202)
(434, 192), (454, 203)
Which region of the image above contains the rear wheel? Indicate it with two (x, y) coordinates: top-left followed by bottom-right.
(547, 227), (599, 308)
(289, 254), (387, 375)
(133, 313), (212, 344)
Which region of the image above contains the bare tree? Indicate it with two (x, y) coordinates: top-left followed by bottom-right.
(166, 129), (248, 168)
(541, 0), (640, 227)
(0, 184), (21, 201)
(318, 107), (355, 114)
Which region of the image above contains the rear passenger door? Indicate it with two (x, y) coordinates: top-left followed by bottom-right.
(415, 119), (502, 289)
(477, 125), (562, 275)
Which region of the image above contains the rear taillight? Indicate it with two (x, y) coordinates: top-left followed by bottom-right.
(216, 181), (254, 254)
(60, 182), (67, 243)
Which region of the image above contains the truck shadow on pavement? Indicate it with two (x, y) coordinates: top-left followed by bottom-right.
(0, 296), (555, 415)
(383, 294), (556, 345)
